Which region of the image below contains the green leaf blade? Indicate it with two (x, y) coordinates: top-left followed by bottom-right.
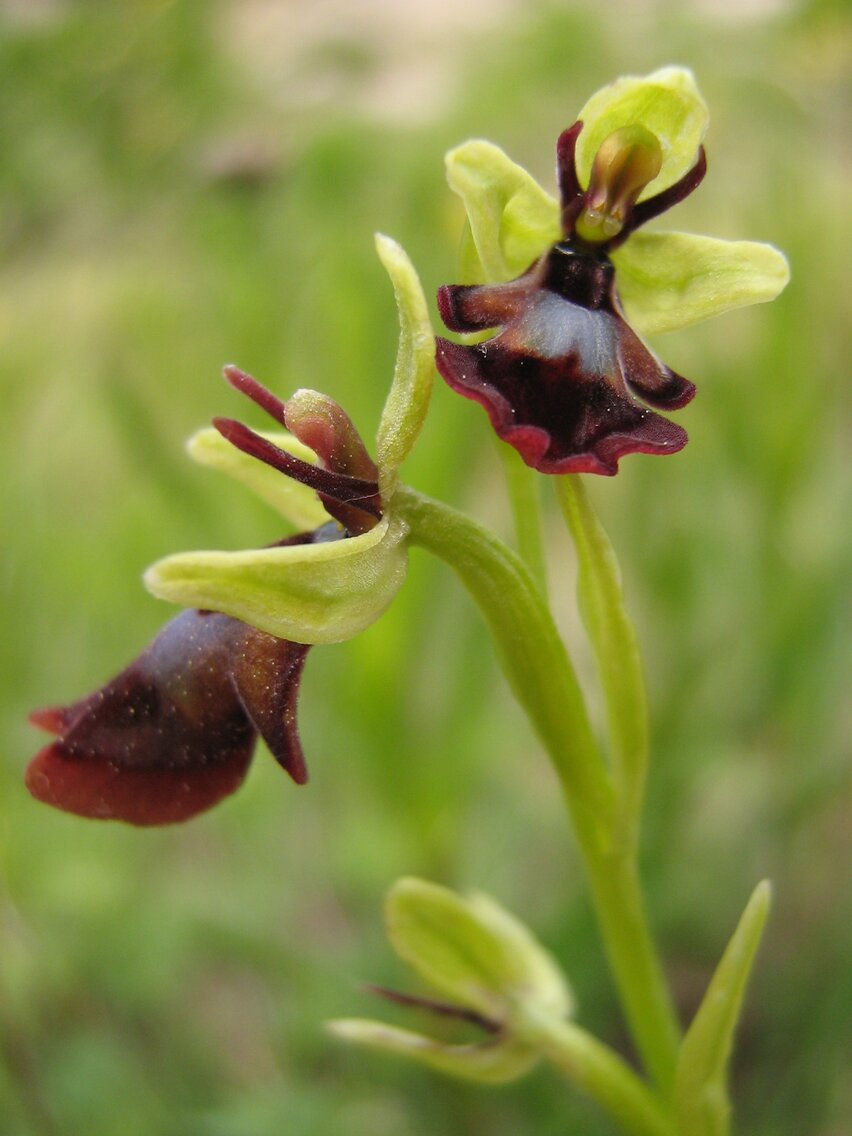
(674, 881), (773, 1136)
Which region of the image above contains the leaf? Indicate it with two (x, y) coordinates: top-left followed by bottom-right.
(674, 881), (772, 1136)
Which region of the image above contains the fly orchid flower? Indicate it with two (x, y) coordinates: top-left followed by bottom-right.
(436, 67), (789, 475)
(26, 235), (434, 825)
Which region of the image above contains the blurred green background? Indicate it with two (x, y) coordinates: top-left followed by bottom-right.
(1, 2), (848, 1134)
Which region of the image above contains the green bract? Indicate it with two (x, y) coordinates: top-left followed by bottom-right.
(445, 67), (789, 333)
(674, 881), (772, 1136)
(144, 237), (434, 646)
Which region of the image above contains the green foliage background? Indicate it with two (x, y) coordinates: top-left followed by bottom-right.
(1, 2), (847, 1134)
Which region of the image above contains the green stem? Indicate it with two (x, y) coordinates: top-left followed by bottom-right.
(555, 475), (649, 845)
(396, 486), (614, 837)
(582, 850), (681, 1096)
(396, 486), (681, 1094)
(517, 1008), (675, 1136)
(497, 442), (549, 596)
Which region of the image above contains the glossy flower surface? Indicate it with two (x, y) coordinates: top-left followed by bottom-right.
(436, 68), (789, 475)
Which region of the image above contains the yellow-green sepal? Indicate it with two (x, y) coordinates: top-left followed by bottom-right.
(445, 140), (559, 283)
(374, 234), (435, 498)
(326, 1019), (538, 1085)
(575, 67), (709, 198)
(187, 427), (328, 531)
(386, 877), (573, 1025)
(613, 231), (791, 335)
(143, 513), (408, 645)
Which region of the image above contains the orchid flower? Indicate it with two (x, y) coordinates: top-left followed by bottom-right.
(26, 236), (434, 824)
(435, 67), (790, 475)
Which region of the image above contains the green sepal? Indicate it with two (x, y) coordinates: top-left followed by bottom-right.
(673, 881), (772, 1136)
(575, 67), (708, 198)
(445, 140), (559, 283)
(386, 877), (573, 1026)
(374, 234), (435, 498)
(186, 427), (328, 531)
(613, 231), (791, 335)
(143, 514), (408, 645)
(327, 1019), (538, 1084)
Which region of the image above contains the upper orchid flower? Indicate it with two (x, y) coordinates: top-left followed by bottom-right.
(26, 236), (434, 825)
(435, 67), (790, 475)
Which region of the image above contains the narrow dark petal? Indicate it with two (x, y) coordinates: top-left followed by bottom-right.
(437, 278), (533, 334)
(610, 146), (707, 249)
(615, 319), (696, 410)
(556, 121), (585, 235)
(365, 985), (502, 1036)
(230, 631), (311, 785)
(223, 364), (288, 427)
(212, 418), (381, 518)
(219, 366), (382, 534)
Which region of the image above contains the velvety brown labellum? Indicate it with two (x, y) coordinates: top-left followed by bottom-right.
(436, 244), (694, 476)
(26, 609), (311, 826)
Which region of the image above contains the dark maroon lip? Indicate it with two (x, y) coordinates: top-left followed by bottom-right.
(26, 609), (316, 826)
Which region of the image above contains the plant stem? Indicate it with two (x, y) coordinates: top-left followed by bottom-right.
(581, 845), (681, 1096)
(497, 442), (549, 596)
(516, 1007), (675, 1136)
(554, 475), (649, 845)
(397, 486), (614, 834)
(397, 486), (681, 1093)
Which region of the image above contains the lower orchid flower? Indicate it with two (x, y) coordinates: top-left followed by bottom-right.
(436, 67), (789, 475)
(26, 235), (434, 825)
